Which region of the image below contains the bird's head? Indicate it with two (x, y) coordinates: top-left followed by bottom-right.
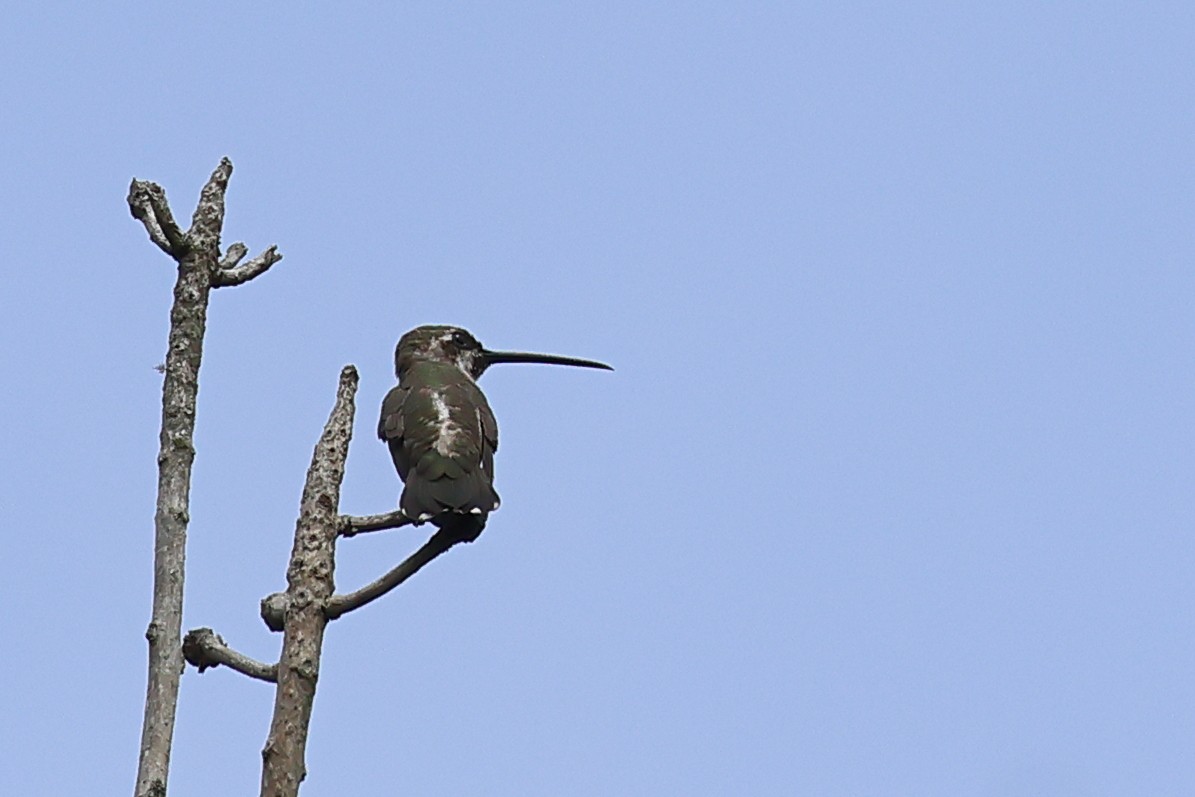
(394, 325), (613, 381)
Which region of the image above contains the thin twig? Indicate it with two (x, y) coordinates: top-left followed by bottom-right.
(325, 529), (461, 621)
(220, 242), (249, 269)
(214, 245), (282, 287)
(183, 628), (277, 683)
(339, 509), (413, 537)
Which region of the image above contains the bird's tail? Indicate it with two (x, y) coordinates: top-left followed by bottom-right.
(400, 469), (498, 543)
(433, 512), (487, 544)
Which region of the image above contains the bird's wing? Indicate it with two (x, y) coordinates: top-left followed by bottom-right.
(479, 394), (498, 481)
(378, 383), (411, 480)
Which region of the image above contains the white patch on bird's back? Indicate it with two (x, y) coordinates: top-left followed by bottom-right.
(431, 391), (462, 456)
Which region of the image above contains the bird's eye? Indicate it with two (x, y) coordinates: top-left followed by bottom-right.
(452, 331), (470, 347)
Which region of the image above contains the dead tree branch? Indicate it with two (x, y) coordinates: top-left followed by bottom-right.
(128, 180), (187, 256)
(325, 530), (462, 621)
(260, 366), (358, 797)
(130, 157), (281, 797)
(182, 628), (278, 682)
(219, 242), (249, 269)
(338, 509), (414, 537)
(215, 245), (283, 287)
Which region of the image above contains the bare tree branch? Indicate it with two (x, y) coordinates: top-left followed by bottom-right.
(183, 628), (277, 683)
(133, 172), (221, 797)
(127, 180), (187, 256)
(189, 158), (234, 249)
(220, 242), (249, 269)
(338, 509), (413, 537)
(325, 529), (462, 621)
(132, 158), (282, 797)
(260, 366), (358, 797)
(214, 245), (282, 287)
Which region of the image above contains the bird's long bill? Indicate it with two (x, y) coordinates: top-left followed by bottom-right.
(483, 349), (613, 371)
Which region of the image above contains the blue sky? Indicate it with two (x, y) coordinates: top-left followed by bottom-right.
(3, 3), (1194, 795)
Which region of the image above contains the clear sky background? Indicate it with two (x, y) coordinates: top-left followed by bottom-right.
(2, 3), (1193, 795)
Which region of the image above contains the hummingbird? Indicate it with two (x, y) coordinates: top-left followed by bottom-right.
(378, 325), (612, 542)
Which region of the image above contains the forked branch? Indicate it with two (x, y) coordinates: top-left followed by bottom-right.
(130, 158), (282, 797)
(215, 245), (282, 287)
(128, 180), (187, 255)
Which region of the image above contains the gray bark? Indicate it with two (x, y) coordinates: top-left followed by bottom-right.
(260, 366), (358, 797)
(129, 158), (281, 797)
(182, 628), (278, 682)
